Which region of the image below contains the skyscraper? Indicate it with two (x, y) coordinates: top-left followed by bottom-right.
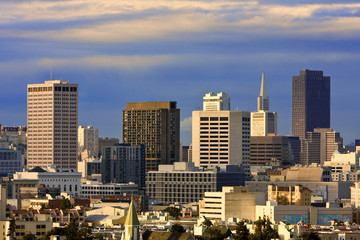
(251, 72), (277, 136)
(203, 92), (230, 111)
(27, 80), (78, 169)
(78, 125), (99, 159)
(292, 70), (330, 142)
(122, 101), (180, 171)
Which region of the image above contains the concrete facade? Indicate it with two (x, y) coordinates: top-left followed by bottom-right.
(27, 80), (78, 169)
(203, 92), (230, 111)
(78, 125), (99, 159)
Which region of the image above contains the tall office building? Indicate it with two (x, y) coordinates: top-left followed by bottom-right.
(292, 70), (330, 142)
(78, 125), (99, 159)
(192, 93), (251, 176)
(27, 80), (78, 169)
(251, 72), (277, 136)
(122, 102), (180, 171)
(203, 92), (230, 111)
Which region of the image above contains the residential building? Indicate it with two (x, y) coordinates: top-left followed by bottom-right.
(251, 72), (277, 136)
(199, 186), (265, 221)
(27, 80), (78, 169)
(13, 166), (81, 198)
(267, 184), (312, 206)
(80, 181), (138, 197)
(78, 125), (99, 159)
(203, 92), (230, 111)
(301, 128), (343, 165)
(0, 126), (27, 145)
(192, 110), (251, 176)
(351, 180), (360, 208)
(101, 144), (145, 189)
(0, 148), (23, 177)
(77, 155), (102, 179)
(292, 69), (330, 143)
(98, 137), (119, 156)
(122, 101), (180, 171)
(146, 162), (245, 205)
(250, 136), (300, 166)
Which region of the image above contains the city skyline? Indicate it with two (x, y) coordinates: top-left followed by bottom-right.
(1, 1), (360, 146)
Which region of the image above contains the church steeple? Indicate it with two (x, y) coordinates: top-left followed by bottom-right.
(124, 200), (140, 240)
(257, 72), (269, 111)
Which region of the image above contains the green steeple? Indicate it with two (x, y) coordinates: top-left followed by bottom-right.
(125, 200), (140, 226)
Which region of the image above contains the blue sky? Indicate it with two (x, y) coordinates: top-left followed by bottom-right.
(1, 0), (360, 145)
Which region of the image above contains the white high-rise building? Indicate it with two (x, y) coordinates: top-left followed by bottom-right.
(203, 92), (230, 111)
(78, 125), (99, 159)
(27, 80), (78, 169)
(192, 110), (251, 176)
(251, 73), (277, 136)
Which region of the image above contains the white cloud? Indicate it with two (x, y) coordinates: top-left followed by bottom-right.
(180, 116), (192, 132)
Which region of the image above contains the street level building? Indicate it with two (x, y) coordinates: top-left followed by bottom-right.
(27, 80), (78, 169)
(123, 102), (180, 172)
(146, 162), (245, 205)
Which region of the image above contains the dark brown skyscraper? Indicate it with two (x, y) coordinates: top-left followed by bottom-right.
(122, 102), (180, 171)
(292, 70), (330, 142)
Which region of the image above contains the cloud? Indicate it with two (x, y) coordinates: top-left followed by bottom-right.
(181, 116), (192, 132)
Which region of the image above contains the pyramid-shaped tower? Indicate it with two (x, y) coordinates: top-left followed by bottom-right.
(124, 200), (140, 240)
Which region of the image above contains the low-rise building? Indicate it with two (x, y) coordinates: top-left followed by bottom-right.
(80, 181), (138, 198)
(268, 184), (312, 206)
(199, 186), (265, 221)
(146, 162), (245, 204)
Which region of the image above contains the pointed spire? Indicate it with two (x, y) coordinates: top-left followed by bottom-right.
(125, 200), (140, 226)
(260, 72), (267, 98)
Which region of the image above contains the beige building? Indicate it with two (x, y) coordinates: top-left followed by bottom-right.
(78, 125), (99, 160)
(268, 184), (312, 206)
(199, 186), (265, 221)
(192, 110), (251, 176)
(203, 92), (230, 111)
(27, 80), (78, 169)
(351, 180), (360, 208)
(123, 102), (180, 172)
(251, 72), (277, 136)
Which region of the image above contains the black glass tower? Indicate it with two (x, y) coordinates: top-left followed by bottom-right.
(292, 69), (330, 142)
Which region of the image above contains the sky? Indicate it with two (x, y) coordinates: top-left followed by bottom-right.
(1, 0), (360, 146)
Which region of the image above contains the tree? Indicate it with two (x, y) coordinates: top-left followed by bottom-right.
(262, 218), (279, 240)
(170, 224), (185, 233)
(201, 219), (213, 228)
(40, 203), (48, 210)
(204, 227), (224, 240)
(301, 230), (321, 240)
(66, 219), (79, 240)
(7, 219), (16, 240)
(163, 207), (181, 219)
(234, 220), (249, 240)
(94, 233), (103, 240)
(23, 232), (36, 240)
(61, 197), (72, 210)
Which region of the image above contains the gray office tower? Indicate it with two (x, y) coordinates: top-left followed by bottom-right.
(292, 70), (330, 143)
(101, 144), (145, 189)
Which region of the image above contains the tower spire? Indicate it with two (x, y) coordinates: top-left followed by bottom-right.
(257, 72), (269, 111)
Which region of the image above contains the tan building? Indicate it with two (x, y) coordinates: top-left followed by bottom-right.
(123, 102), (180, 172)
(27, 80), (78, 169)
(350, 180), (360, 208)
(199, 186), (265, 221)
(192, 110), (251, 176)
(268, 184), (312, 206)
(78, 125), (99, 160)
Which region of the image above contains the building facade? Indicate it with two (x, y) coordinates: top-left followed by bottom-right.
(80, 181), (138, 197)
(78, 125), (99, 159)
(267, 184), (312, 206)
(27, 80), (78, 169)
(192, 110), (251, 176)
(292, 70), (330, 143)
(101, 144), (145, 189)
(146, 162), (245, 205)
(123, 102), (180, 172)
(203, 92), (230, 111)
(0, 148), (23, 177)
(251, 72), (277, 136)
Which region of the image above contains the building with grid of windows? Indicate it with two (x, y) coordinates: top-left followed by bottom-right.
(122, 102), (180, 172)
(78, 125), (99, 160)
(146, 162), (245, 205)
(192, 110), (251, 176)
(0, 148), (23, 177)
(27, 80), (78, 170)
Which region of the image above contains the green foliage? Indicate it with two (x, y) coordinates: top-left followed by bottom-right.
(94, 233), (104, 240)
(7, 219), (16, 240)
(61, 197), (72, 210)
(42, 220), (94, 240)
(204, 227), (224, 240)
(301, 230), (321, 240)
(22, 232), (36, 240)
(201, 219), (213, 228)
(40, 203), (48, 210)
(163, 207), (181, 219)
(234, 220), (249, 240)
(170, 224), (185, 233)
